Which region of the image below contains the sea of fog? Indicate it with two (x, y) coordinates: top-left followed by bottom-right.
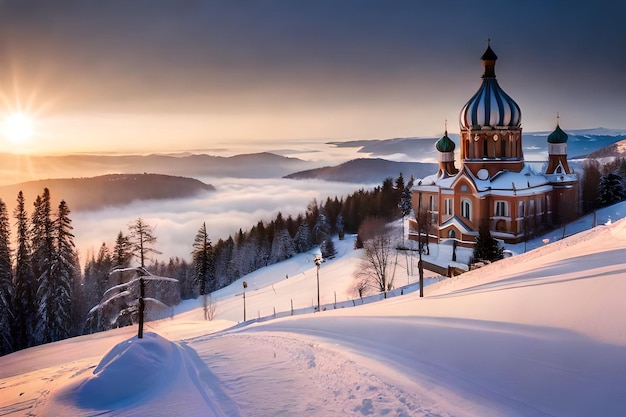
(72, 177), (372, 264)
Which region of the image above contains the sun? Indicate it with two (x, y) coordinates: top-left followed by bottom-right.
(4, 113), (34, 145)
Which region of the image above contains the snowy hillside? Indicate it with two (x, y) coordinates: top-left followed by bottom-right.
(1, 208), (626, 416)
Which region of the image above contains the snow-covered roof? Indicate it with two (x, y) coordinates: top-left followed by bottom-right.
(415, 163), (562, 197)
(439, 215), (476, 235)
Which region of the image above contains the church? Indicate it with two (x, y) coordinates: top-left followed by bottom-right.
(409, 44), (579, 246)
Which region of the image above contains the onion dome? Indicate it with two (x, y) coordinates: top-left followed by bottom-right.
(435, 131), (455, 152)
(547, 123), (568, 143)
(460, 45), (521, 129)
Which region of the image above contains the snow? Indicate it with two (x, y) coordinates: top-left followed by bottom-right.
(2, 205), (626, 416)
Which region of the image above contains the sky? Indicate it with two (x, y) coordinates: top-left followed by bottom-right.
(0, 0), (624, 155)
(1, 205), (626, 415)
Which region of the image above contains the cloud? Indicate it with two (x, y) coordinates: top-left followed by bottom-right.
(73, 178), (365, 264)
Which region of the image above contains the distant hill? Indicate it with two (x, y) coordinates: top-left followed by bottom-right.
(0, 173), (215, 212)
(583, 139), (626, 159)
(284, 158), (438, 184)
(329, 128), (626, 162)
(0, 152), (317, 186)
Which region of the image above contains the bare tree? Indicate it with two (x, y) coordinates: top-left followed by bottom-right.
(87, 266), (178, 338)
(202, 293), (218, 321)
(353, 217), (395, 298)
(128, 218), (161, 268)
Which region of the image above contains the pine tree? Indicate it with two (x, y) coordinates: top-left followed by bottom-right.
(84, 243), (113, 310)
(128, 218), (161, 268)
(320, 238), (337, 260)
(12, 191), (35, 350)
(191, 222), (215, 295)
(294, 222), (312, 253)
(53, 200), (79, 336)
(0, 199), (14, 355)
(473, 223), (504, 264)
(270, 228), (295, 263)
(112, 231), (133, 270)
(597, 173), (625, 207)
(214, 236), (235, 288)
(170, 257), (193, 300)
(312, 209), (330, 244)
(32, 188), (56, 344)
(96, 231), (134, 331)
(335, 214), (345, 240)
(31, 189), (54, 287)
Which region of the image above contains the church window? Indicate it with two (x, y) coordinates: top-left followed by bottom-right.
(555, 163), (564, 174)
(448, 229), (456, 238)
(444, 198), (453, 215)
(461, 199), (472, 220)
(461, 185), (468, 192)
(518, 201), (525, 218)
(429, 195), (436, 211)
(495, 201), (508, 217)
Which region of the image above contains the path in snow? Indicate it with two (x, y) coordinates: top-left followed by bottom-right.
(236, 316), (626, 417)
(187, 330), (441, 417)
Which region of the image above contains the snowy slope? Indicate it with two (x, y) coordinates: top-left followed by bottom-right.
(1, 212), (626, 416)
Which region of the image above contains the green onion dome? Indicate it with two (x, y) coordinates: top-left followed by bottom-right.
(435, 132), (456, 152)
(547, 124), (568, 143)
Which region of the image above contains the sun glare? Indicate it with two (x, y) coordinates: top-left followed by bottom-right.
(4, 113), (34, 145)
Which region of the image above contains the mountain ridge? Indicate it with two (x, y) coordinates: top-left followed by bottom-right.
(0, 152), (318, 186)
(284, 158), (438, 183)
(0, 173), (215, 212)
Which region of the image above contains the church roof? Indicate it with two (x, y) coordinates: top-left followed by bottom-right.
(435, 131), (456, 152)
(460, 45), (521, 130)
(415, 164), (556, 197)
(481, 45), (498, 61)
(547, 124), (569, 143)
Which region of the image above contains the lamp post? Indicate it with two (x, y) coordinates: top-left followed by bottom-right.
(242, 281), (248, 322)
(138, 276), (145, 338)
(314, 254), (323, 312)
(418, 192), (424, 298)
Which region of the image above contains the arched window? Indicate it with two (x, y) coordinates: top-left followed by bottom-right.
(461, 199), (472, 220)
(448, 229), (456, 238)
